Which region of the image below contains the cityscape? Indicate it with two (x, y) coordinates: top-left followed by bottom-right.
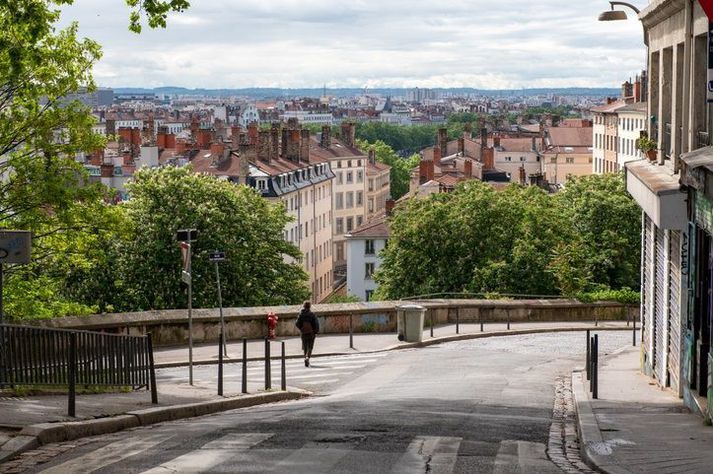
(1, 1), (713, 473)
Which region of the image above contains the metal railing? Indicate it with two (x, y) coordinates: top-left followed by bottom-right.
(698, 131), (710, 149)
(663, 123), (672, 159)
(0, 324), (157, 416)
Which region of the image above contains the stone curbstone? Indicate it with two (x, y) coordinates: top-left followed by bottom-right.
(63, 415), (140, 441)
(0, 436), (39, 460)
(18, 423), (67, 445)
(571, 370), (633, 474)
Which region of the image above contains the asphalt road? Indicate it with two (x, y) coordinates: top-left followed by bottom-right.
(27, 331), (630, 473)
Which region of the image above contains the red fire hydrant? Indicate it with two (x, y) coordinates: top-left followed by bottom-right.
(267, 312), (278, 340)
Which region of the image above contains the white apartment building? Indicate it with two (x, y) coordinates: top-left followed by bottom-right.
(617, 102), (647, 167)
(281, 111), (334, 125)
(345, 213), (390, 301)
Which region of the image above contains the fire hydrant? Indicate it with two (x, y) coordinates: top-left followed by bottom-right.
(267, 312), (278, 340)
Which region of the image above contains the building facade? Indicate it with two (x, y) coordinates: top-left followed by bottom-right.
(345, 212), (390, 301)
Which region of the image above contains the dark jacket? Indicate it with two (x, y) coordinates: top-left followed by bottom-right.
(296, 309), (319, 334)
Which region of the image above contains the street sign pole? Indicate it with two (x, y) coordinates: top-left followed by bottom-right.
(210, 251), (227, 357)
(187, 243), (193, 385)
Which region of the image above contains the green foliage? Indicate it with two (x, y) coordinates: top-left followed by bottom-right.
(4, 274), (98, 320)
(109, 166), (310, 311)
(575, 288), (640, 305)
(356, 139), (419, 199)
(323, 294), (361, 303)
(635, 136), (657, 152)
(361, 320), (377, 333)
(125, 0), (191, 33)
(376, 173), (641, 300)
(354, 122), (465, 156)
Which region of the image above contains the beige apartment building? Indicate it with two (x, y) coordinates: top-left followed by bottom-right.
(592, 100), (627, 174)
(542, 125), (594, 184)
(366, 149), (391, 220)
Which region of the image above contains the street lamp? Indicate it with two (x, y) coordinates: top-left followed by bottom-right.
(598, 1), (640, 21)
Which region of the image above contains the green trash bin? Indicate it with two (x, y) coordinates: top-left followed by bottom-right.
(397, 304), (425, 342)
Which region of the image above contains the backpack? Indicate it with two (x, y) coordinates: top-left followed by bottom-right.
(301, 319), (314, 335)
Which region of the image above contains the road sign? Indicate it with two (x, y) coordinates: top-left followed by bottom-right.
(209, 251), (226, 262)
(0, 230), (32, 264)
(181, 270), (191, 284)
(180, 242), (191, 272)
(176, 229), (198, 242)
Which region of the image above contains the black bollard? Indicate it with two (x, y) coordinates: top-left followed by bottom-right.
(592, 335), (599, 399)
(281, 341), (287, 391)
(633, 317), (637, 347)
(264, 339), (271, 390)
(241, 338), (248, 394)
(456, 308), (460, 334)
(430, 311), (434, 338)
(349, 314), (354, 349)
(218, 331), (224, 396)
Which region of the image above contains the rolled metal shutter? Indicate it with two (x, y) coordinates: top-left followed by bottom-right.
(654, 227), (666, 384)
(668, 230), (681, 391)
(642, 216), (653, 361)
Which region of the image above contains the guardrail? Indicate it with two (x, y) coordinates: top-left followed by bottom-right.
(0, 324), (158, 416)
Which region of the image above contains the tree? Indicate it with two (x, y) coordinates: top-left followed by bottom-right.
(110, 167), (309, 311)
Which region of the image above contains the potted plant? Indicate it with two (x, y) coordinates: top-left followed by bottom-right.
(636, 137), (658, 161)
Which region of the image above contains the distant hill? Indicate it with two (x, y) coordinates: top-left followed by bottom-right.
(112, 86), (619, 99)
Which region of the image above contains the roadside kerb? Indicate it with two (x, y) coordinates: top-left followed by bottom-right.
(156, 325), (634, 368)
(0, 390), (307, 465)
(571, 370), (633, 474)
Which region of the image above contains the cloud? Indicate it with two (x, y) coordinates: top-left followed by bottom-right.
(58, 0), (647, 89)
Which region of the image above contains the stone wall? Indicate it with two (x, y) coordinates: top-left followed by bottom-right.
(31, 299), (638, 348)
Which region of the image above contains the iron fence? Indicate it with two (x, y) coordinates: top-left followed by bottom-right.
(0, 324), (157, 416)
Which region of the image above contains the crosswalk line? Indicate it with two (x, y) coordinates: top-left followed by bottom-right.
(391, 436), (462, 474)
(494, 440), (561, 474)
(271, 437), (362, 474)
(140, 433), (273, 474)
(288, 371), (354, 380)
(39, 433), (174, 474)
(300, 379), (340, 385)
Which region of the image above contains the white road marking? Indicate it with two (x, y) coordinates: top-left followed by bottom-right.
(271, 438), (361, 474)
(140, 433), (273, 473)
(300, 379), (340, 385)
(39, 433), (174, 474)
(493, 440), (561, 474)
(391, 436), (462, 474)
(288, 372), (354, 380)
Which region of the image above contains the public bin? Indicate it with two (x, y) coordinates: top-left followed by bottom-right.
(396, 304), (426, 342)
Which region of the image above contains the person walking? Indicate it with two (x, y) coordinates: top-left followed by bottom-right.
(296, 301), (319, 367)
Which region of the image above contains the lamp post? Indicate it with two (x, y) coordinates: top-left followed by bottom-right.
(598, 1), (647, 47)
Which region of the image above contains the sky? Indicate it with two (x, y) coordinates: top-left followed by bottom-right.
(58, 0), (648, 90)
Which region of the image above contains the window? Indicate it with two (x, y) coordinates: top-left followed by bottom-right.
(305, 222), (309, 237)
(357, 216), (363, 227)
(550, 157), (557, 163)
(337, 160), (342, 168)
(257, 179), (266, 190)
(365, 262), (375, 279)
(357, 170), (364, 183)
(347, 217), (353, 232)
(346, 171), (353, 183)
(336, 192), (343, 209)
(347, 160), (352, 167)
(365, 239), (375, 255)
(566, 157), (574, 164)
(336, 242), (344, 262)
(505, 156), (512, 162)
(368, 198), (374, 212)
(337, 171), (343, 185)
(336, 218), (344, 234)
(356, 191), (363, 206)
(357, 160), (361, 167)
(368, 179), (374, 192)
(519, 156), (525, 162)
(346, 192), (354, 208)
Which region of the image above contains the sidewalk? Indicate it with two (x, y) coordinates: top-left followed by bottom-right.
(573, 346), (713, 474)
(0, 319), (631, 466)
(154, 320), (633, 367)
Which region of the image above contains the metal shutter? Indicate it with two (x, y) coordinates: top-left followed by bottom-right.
(668, 230), (681, 391)
(642, 215), (652, 362)
(654, 227), (667, 383)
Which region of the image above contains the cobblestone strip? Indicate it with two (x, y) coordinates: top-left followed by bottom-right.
(548, 375), (598, 474)
(0, 437), (95, 474)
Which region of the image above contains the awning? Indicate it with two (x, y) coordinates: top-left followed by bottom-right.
(625, 159), (686, 230)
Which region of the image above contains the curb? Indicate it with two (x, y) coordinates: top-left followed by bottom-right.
(155, 325), (634, 368)
(571, 370), (633, 474)
(0, 390), (307, 465)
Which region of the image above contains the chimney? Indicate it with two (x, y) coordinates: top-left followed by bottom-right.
(419, 159), (434, 184)
(493, 136), (500, 148)
(385, 199), (395, 217)
(519, 165), (526, 185)
(165, 133), (176, 149)
(341, 122), (355, 147)
(190, 116), (199, 137)
(247, 122), (258, 146)
(433, 146), (442, 166)
(270, 123), (280, 159)
(231, 125), (241, 145)
(480, 128), (488, 149)
(122, 151), (132, 165)
(284, 119), (301, 162)
(89, 149), (103, 166)
(257, 130), (270, 162)
(320, 125), (331, 147)
(157, 126), (168, 148)
(482, 147), (494, 170)
(175, 139), (187, 154)
(210, 142), (226, 158)
(300, 128), (311, 162)
(464, 159), (473, 178)
(458, 138), (465, 156)
(633, 80), (641, 103)
(438, 127), (448, 157)
(368, 148), (376, 165)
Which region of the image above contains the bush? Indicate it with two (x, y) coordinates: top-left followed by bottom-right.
(575, 287), (640, 305)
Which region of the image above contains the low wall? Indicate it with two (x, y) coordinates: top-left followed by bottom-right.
(31, 299), (638, 348)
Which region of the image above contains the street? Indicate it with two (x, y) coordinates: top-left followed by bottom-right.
(24, 332), (630, 473)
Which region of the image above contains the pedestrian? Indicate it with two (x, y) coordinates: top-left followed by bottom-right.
(296, 301), (319, 367)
